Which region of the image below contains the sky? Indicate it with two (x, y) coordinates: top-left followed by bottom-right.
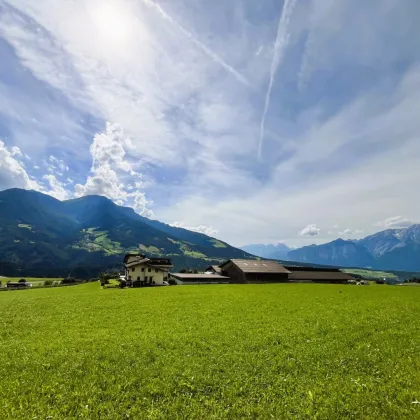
(0, 0), (420, 247)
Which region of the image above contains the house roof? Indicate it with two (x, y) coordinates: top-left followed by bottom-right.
(170, 273), (230, 280)
(124, 254), (172, 267)
(205, 265), (222, 274)
(288, 270), (354, 281)
(220, 259), (291, 274)
(125, 258), (150, 267)
(123, 253), (146, 263)
(148, 258), (172, 266)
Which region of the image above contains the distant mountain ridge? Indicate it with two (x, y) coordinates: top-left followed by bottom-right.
(0, 188), (252, 277)
(240, 243), (291, 260)
(288, 225), (420, 271)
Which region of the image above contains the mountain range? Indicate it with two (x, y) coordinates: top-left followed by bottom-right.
(240, 243), (291, 260)
(0, 188), (251, 278)
(1, 188), (419, 277)
(242, 226), (420, 272)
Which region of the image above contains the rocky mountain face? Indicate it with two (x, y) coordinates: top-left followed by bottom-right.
(288, 239), (375, 268)
(288, 225), (420, 271)
(0, 188), (252, 278)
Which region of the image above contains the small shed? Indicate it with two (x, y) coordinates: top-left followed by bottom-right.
(169, 273), (231, 285)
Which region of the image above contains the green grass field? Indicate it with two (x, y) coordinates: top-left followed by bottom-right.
(1, 283), (419, 419)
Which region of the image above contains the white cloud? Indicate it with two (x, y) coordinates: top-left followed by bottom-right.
(170, 221), (218, 236)
(48, 156), (69, 173)
(299, 224), (320, 237)
(0, 0), (419, 248)
(375, 216), (416, 229)
(75, 123), (154, 217)
(0, 140), (39, 190)
(42, 174), (71, 200)
(338, 228), (363, 236)
(11, 146), (23, 157)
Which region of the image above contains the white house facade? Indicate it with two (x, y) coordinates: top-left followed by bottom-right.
(124, 254), (172, 286)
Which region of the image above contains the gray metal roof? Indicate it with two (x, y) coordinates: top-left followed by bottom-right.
(223, 259), (291, 274)
(170, 273), (230, 280)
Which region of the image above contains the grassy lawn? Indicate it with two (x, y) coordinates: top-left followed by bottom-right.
(0, 283), (419, 419)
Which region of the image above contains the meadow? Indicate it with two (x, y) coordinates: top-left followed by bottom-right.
(0, 283), (419, 419)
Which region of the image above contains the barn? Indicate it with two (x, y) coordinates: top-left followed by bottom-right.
(219, 259), (291, 283)
(285, 266), (354, 284)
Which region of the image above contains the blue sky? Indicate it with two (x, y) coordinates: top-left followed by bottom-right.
(0, 0), (419, 247)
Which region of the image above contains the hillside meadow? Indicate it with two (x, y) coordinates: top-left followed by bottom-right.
(0, 283), (419, 419)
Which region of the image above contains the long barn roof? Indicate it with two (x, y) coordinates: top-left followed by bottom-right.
(221, 259), (291, 274)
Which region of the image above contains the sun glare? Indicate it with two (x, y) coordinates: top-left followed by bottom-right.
(90, 1), (133, 50)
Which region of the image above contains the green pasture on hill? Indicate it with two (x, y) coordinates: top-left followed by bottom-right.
(1, 283), (419, 419)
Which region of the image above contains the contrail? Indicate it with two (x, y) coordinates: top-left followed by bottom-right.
(258, 0), (297, 160)
(142, 0), (250, 87)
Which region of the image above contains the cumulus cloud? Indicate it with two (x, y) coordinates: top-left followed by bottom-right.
(75, 123), (154, 217)
(1, 0), (420, 248)
(375, 216), (416, 229)
(299, 224), (320, 237)
(42, 174), (71, 200)
(0, 140), (39, 190)
(170, 221), (218, 236)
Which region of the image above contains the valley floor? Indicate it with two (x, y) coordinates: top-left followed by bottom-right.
(1, 283), (419, 419)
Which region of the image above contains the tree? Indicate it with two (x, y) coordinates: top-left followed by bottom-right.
(19, 278), (26, 283)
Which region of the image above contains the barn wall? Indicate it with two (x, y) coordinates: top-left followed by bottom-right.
(244, 273), (289, 283)
(221, 262), (246, 283)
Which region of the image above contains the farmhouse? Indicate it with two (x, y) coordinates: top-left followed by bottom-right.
(124, 254), (172, 286)
(219, 259), (291, 283)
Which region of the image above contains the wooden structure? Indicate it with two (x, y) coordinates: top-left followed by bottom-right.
(219, 259), (291, 283)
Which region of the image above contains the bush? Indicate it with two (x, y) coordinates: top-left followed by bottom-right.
(19, 278), (26, 283)
(168, 279), (177, 286)
(61, 277), (77, 285)
(44, 280), (53, 286)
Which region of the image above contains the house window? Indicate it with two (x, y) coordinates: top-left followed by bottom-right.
(131, 267), (135, 272)
(145, 276), (148, 281)
(155, 269), (158, 273)
(137, 277), (140, 281)
(148, 268), (151, 272)
(141, 267), (145, 272)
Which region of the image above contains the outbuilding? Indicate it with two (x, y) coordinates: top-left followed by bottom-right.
(285, 266), (354, 284)
(169, 273), (231, 285)
(219, 259), (291, 283)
